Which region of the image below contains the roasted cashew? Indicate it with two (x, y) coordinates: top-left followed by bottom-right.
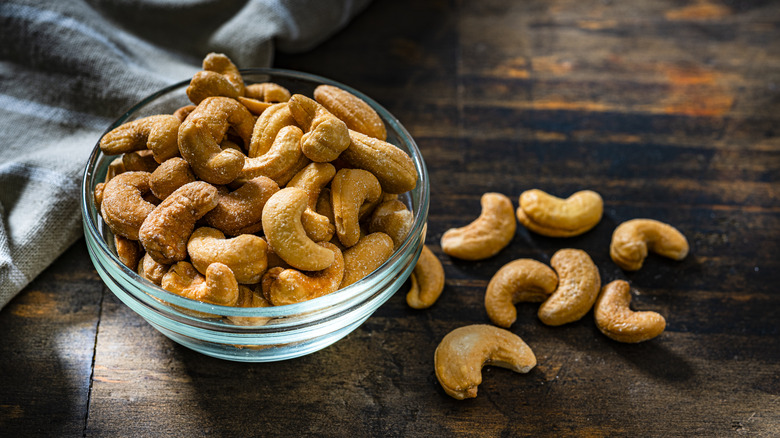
(288, 162), (337, 243)
(237, 96), (272, 116)
(94, 157), (126, 208)
(440, 192), (516, 261)
(340, 232), (394, 288)
(484, 259), (558, 328)
(340, 130), (417, 194)
(538, 249), (601, 326)
(149, 157), (196, 200)
(161, 261), (239, 306)
(227, 285), (273, 326)
(288, 94), (350, 162)
(204, 176), (279, 236)
(187, 227), (268, 284)
(99, 114), (181, 164)
(314, 84), (387, 141)
(261, 187), (335, 271)
(114, 235), (142, 269)
(173, 104), (196, 122)
(594, 280), (666, 343)
(516, 189), (603, 237)
(434, 324), (537, 400)
(178, 96), (253, 185)
(610, 219), (689, 271)
(137, 252), (169, 286)
(368, 199), (414, 250)
(186, 53), (245, 104)
(331, 168), (383, 248)
(138, 181), (219, 264)
(242, 125), (310, 186)
(100, 171), (156, 240)
(245, 82), (291, 103)
(262, 242), (345, 306)
(406, 244), (445, 309)
(122, 149), (159, 173)
(248, 102), (297, 158)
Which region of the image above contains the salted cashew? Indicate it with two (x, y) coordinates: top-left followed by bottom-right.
(340, 130), (417, 194)
(178, 96), (253, 184)
(122, 149), (159, 173)
(610, 219), (689, 271)
(440, 192), (516, 261)
(340, 232), (394, 288)
(261, 187), (335, 271)
(594, 280), (666, 343)
(100, 171), (156, 240)
(137, 252), (169, 286)
(314, 84), (387, 141)
(227, 285), (273, 326)
(99, 114), (181, 164)
(149, 157), (196, 200)
(538, 249), (601, 326)
(187, 227), (268, 284)
(161, 261), (239, 306)
(114, 235), (142, 269)
(173, 104), (196, 122)
(288, 162), (337, 243)
(138, 181), (219, 264)
(516, 189), (603, 237)
(288, 94), (350, 162)
(262, 242), (345, 306)
(331, 168), (383, 248)
(434, 324), (537, 400)
(237, 96), (272, 116)
(245, 82), (291, 103)
(485, 259), (558, 328)
(186, 52), (245, 104)
(248, 102), (297, 158)
(242, 125), (310, 186)
(204, 176), (279, 236)
(368, 199), (414, 250)
(406, 244), (445, 309)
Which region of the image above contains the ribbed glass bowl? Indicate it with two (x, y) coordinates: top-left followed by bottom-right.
(81, 68), (429, 362)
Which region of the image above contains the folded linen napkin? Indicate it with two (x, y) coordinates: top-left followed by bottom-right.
(0, 0), (371, 309)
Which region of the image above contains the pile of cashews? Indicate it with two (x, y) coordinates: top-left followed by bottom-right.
(428, 190), (689, 399)
(95, 53), (422, 322)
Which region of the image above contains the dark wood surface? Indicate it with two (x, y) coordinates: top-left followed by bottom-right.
(2, 0), (779, 436)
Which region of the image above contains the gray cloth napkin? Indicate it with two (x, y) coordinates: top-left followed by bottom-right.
(0, 0), (371, 309)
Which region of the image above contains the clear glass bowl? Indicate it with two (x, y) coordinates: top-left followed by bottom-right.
(81, 69), (429, 362)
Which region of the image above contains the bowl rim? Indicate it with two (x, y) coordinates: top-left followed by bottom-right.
(81, 67), (430, 319)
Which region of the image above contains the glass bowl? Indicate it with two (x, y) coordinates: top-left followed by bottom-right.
(81, 68), (429, 362)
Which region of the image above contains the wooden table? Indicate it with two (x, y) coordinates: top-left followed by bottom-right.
(2, 0), (778, 436)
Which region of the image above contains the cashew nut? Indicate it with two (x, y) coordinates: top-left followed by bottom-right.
(178, 96), (253, 185)
(368, 199), (414, 250)
(340, 232), (395, 288)
(138, 181), (219, 264)
(485, 259), (558, 328)
(187, 227), (268, 284)
(99, 114), (181, 163)
(434, 324), (537, 400)
(204, 176), (279, 236)
(186, 52), (245, 104)
(440, 192), (516, 261)
(288, 162), (337, 243)
(261, 187), (335, 271)
(516, 189), (603, 237)
(314, 84), (387, 141)
(149, 157), (196, 200)
(261, 242), (345, 306)
(610, 219), (689, 271)
(594, 280), (666, 343)
(173, 104), (196, 122)
(137, 252), (169, 286)
(406, 244), (445, 309)
(331, 168), (383, 248)
(248, 102), (297, 158)
(340, 130), (417, 194)
(122, 149), (159, 173)
(227, 285), (273, 326)
(245, 82), (291, 103)
(288, 94), (350, 162)
(100, 171), (156, 240)
(114, 234), (142, 269)
(242, 125), (310, 186)
(538, 249), (601, 326)
(161, 261), (239, 306)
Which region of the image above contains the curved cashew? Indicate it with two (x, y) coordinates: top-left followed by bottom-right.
(187, 227), (268, 284)
(138, 181), (219, 264)
(137, 252), (169, 286)
(594, 280), (666, 343)
(610, 219), (689, 271)
(261, 187), (335, 271)
(516, 189), (603, 237)
(485, 259), (558, 328)
(94, 157), (127, 208)
(368, 199), (414, 250)
(227, 285), (274, 326)
(434, 324), (537, 400)
(340, 232), (395, 288)
(406, 244), (445, 309)
(186, 53), (245, 104)
(314, 84), (387, 141)
(99, 114), (181, 164)
(178, 96), (253, 185)
(331, 168), (383, 248)
(340, 130), (417, 194)
(161, 261), (239, 306)
(204, 176), (279, 236)
(262, 242), (345, 306)
(288, 162), (337, 243)
(237, 96), (272, 116)
(245, 82), (291, 103)
(122, 149), (159, 173)
(149, 157), (196, 200)
(114, 235), (142, 269)
(100, 171), (156, 240)
(538, 249), (601, 326)
(440, 192), (516, 261)
(243, 125), (311, 186)
(248, 102), (297, 158)
(288, 94), (350, 162)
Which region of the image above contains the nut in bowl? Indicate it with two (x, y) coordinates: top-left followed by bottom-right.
(81, 66), (429, 362)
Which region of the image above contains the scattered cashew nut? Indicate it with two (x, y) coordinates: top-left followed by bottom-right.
(537, 248), (601, 326)
(485, 259), (558, 328)
(406, 244), (445, 309)
(187, 227), (268, 284)
(440, 192), (516, 260)
(516, 189), (603, 237)
(594, 280), (666, 343)
(610, 218), (689, 271)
